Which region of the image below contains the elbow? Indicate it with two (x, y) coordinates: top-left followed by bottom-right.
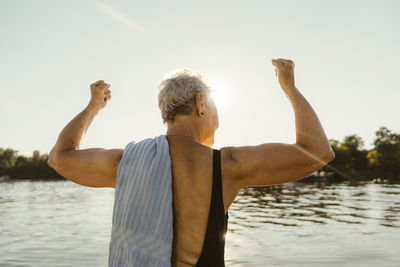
(322, 148), (335, 164)
(330, 150), (335, 161)
(310, 149), (335, 172)
(47, 157), (56, 169)
(296, 143), (335, 164)
(47, 150), (58, 169)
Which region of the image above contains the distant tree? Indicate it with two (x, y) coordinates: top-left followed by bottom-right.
(0, 148), (65, 180)
(366, 149), (379, 176)
(0, 148), (18, 175)
(342, 135), (370, 178)
(15, 155), (29, 167)
(368, 127), (400, 181)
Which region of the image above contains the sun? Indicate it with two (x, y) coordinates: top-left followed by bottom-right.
(209, 79), (229, 109)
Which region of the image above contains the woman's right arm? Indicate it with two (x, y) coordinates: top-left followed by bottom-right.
(224, 58), (335, 188)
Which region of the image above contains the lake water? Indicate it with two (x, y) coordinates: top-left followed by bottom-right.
(0, 180), (399, 267)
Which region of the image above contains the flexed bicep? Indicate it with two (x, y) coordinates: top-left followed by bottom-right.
(48, 148), (123, 188)
(226, 142), (334, 188)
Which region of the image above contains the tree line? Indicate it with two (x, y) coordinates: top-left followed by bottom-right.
(1, 126), (399, 183)
(0, 149), (63, 180)
(319, 126), (400, 183)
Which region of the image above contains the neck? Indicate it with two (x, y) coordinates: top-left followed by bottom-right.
(166, 130), (200, 144)
(166, 119), (200, 143)
(165, 115), (215, 147)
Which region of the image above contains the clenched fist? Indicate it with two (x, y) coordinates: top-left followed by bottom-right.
(271, 58), (296, 91)
(89, 80), (111, 110)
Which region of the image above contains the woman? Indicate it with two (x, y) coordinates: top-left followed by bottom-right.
(48, 58), (335, 266)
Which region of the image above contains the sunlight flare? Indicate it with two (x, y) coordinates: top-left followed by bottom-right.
(209, 79), (231, 109)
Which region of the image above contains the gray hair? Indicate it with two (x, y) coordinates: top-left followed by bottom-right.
(157, 68), (212, 124)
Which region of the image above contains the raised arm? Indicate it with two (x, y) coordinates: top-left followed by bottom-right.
(224, 58), (335, 188)
(47, 80), (123, 188)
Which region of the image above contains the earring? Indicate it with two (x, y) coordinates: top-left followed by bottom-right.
(201, 112), (204, 115)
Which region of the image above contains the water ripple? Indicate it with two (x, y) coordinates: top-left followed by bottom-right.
(0, 180), (399, 266)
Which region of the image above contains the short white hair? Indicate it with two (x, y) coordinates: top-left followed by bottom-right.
(157, 68), (212, 124)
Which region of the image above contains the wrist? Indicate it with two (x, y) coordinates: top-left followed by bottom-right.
(283, 84), (296, 90)
(282, 85), (298, 95)
(86, 101), (102, 114)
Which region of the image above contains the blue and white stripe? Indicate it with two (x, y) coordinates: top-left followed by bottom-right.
(108, 134), (173, 267)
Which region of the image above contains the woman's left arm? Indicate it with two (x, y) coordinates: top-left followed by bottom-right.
(48, 80), (123, 188)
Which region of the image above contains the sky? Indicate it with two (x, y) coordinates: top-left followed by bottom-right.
(1, 0), (399, 157)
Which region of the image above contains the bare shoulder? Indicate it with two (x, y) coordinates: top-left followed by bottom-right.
(220, 143), (334, 188)
(220, 146), (239, 179)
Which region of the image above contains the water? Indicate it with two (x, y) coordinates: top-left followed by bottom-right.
(0, 180), (399, 267)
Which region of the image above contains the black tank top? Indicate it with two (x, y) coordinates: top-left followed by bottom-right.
(195, 149), (229, 267)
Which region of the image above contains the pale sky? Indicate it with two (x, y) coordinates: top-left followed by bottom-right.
(1, 0), (399, 156)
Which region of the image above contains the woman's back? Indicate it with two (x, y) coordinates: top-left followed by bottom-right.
(167, 136), (241, 266)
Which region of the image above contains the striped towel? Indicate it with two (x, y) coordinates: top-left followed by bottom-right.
(108, 134), (173, 267)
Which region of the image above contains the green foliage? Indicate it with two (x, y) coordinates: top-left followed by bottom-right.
(0, 149), (65, 180)
(321, 126), (400, 182)
(370, 127), (400, 180)
(0, 148), (18, 173)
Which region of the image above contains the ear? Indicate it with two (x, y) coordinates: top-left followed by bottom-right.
(195, 91), (205, 116)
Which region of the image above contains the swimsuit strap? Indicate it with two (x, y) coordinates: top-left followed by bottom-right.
(195, 149), (228, 267)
